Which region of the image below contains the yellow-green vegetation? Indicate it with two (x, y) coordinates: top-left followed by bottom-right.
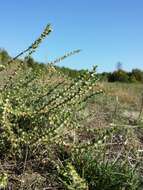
(0, 173), (8, 189)
(0, 24), (143, 190)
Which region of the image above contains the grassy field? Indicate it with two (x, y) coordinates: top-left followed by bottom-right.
(0, 25), (143, 189)
(0, 61), (143, 189)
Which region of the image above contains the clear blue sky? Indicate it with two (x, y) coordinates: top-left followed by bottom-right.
(0, 0), (143, 72)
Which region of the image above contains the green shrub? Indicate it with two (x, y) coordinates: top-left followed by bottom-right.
(131, 69), (143, 82)
(108, 70), (129, 82)
(0, 49), (10, 64)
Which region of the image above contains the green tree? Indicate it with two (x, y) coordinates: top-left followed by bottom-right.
(131, 69), (143, 82)
(0, 49), (9, 64)
(108, 70), (129, 82)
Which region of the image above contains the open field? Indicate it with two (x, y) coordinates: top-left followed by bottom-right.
(0, 59), (143, 189)
(0, 24), (143, 189)
(1, 1), (143, 189)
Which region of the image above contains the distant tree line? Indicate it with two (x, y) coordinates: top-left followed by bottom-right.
(99, 69), (143, 83)
(56, 67), (143, 83)
(0, 49), (143, 83)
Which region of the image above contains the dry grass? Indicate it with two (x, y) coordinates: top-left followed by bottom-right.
(99, 82), (143, 109)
